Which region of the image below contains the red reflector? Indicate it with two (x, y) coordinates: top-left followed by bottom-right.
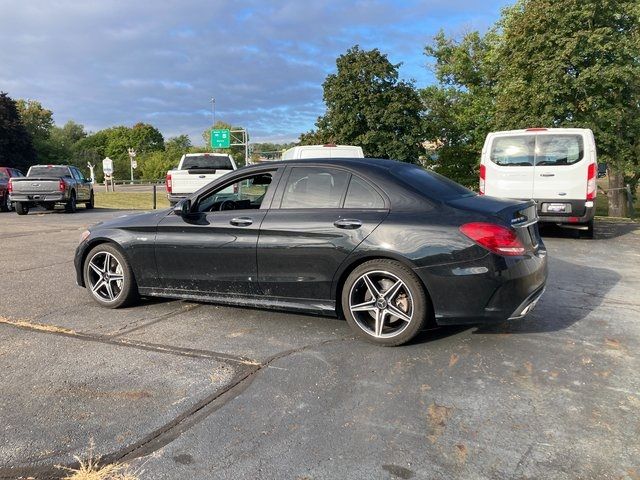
(166, 173), (172, 193)
(568, 217), (579, 223)
(525, 128), (548, 131)
(459, 222), (526, 256)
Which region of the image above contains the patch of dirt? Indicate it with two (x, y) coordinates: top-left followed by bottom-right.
(427, 402), (454, 444)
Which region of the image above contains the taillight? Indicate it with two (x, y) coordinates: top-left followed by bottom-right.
(459, 222), (526, 256)
(586, 163), (596, 200)
(7, 180), (12, 193)
(59, 179), (65, 192)
(166, 173), (172, 193)
(479, 164), (486, 195)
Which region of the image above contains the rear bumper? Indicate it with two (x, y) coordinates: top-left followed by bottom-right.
(535, 199), (595, 224)
(415, 247), (548, 326)
(9, 192), (67, 203)
(167, 194), (187, 205)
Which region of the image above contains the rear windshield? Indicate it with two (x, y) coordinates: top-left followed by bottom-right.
(392, 165), (475, 200)
(28, 166), (71, 178)
(182, 155), (233, 170)
(490, 134), (584, 167)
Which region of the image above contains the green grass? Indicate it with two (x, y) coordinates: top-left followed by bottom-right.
(595, 179), (639, 218)
(95, 192), (169, 210)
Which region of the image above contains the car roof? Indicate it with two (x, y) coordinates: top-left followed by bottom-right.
(246, 157), (408, 172)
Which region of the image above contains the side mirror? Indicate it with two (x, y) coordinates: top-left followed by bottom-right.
(174, 199), (192, 216)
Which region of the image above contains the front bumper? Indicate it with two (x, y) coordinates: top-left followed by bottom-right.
(415, 247), (548, 325)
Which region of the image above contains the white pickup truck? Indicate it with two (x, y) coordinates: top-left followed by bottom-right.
(166, 153), (237, 205)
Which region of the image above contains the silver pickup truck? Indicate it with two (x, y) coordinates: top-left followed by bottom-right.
(9, 165), (94, 215)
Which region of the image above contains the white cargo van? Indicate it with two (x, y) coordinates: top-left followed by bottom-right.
(480, 128), (597, 237)
(281, 144), (364, 160)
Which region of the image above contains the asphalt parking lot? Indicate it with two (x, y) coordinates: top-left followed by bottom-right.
(0, 208), (638, 480)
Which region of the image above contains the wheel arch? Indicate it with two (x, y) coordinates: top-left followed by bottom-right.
(333, 253), (436, 325)
(78, 238), (129, 287)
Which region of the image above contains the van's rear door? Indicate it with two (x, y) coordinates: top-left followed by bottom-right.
(483, 134), (535, 199)
(532, 132), (590, 200)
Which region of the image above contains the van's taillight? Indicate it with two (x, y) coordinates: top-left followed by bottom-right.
(7, 180), (12, 193)
(59, 179), (65, 192)
(459, 222), (526, 256)
(479, 164), (486, 195)
(586, 163), (597, 200)
(166, 173), (172, 193)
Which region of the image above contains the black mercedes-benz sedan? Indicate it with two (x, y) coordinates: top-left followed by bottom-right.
(75, 158), (547, 346)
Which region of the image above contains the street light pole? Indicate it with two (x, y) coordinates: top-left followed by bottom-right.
(210, 97), (216, 126)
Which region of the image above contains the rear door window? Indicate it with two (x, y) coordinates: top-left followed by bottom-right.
(490, 136), (535, 166)
(280, 167), (350, 209)
(490, 134), (584, 167)
(535, 135), (583, 166)
(344, 175), (385, 209)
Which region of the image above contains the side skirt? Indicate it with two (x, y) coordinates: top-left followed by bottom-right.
(138, 287), (337, 316)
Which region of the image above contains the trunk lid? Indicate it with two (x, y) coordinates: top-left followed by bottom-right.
(10, 177), (62, 194)
(447, 195), (541, 251)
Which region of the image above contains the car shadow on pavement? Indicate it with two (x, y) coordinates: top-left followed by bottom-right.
(473, 257), (621, 335)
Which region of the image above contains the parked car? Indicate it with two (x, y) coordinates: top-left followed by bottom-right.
(0, 167), (24, 211)
(480, 128), (597, 238)
(281, 144), (364, 160)
(75, 158), (547, 346)
(166, 153), (237, 205)
(9, 164), (94, 215)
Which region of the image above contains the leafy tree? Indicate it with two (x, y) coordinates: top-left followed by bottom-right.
(129, 122), (164, 154)
(424, 0), (640, 215)
(0, 92), (36, 171)
(422, 31), (498, 186)
(139, 135), (191, 180)
(15, 99), (56, 163)
(318, 46), (425, 161)
(493, 0), (640, 216)
(304, 46), (424, 163)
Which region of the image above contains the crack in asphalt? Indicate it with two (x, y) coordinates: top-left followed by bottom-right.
(3, 259), (73, 275)
(109, 302), (202, 338)
(0, 321), (350, 480)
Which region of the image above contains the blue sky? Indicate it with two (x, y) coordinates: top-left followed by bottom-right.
(0, 0), (512, 144)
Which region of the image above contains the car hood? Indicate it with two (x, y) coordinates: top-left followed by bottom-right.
(91, 209), (170, 231)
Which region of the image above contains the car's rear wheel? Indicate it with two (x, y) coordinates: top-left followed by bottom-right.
(15, 202), (29, 215)
(341, 259), (428, 346)
(65, 191), (77, 213)
(83, 244), (139, 308)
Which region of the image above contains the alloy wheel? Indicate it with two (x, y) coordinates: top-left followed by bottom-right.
(87, 251), (125, 302)
(348, 270), (414, 339)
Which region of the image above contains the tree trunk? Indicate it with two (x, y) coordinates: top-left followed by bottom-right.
(608, 169), (627, 218)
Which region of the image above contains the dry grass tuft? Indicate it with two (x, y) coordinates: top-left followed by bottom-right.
(58, 441), (141, 480)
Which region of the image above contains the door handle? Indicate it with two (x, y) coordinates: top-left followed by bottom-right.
(230, 217), (253, 227)
(334, 219), (362, 229)
(539, 173), (555, 177)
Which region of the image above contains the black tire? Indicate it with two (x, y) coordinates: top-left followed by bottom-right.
(581, 220), (594, 239)
(15, 202), (29, 215)
(0, 194), (9, 212)
(43, 202), (56, 211)
(65, 191), (77, 213)
(85, 191), (95, 209)
(83, 243), (139, 308)
(341, 259), (429, 346)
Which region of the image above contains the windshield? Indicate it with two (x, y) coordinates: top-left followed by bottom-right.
(392, 165), (475, 200)
(28, 166), (71, 178)
(490, 134), (584, 167)
(182, 155), (233, 170)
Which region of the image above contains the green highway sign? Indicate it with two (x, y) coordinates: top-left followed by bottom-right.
(211, 129), (230, 148)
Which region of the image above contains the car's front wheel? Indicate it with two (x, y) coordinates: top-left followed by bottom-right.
(341, 259), (428, 346)
(83, 243), (139, 308)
